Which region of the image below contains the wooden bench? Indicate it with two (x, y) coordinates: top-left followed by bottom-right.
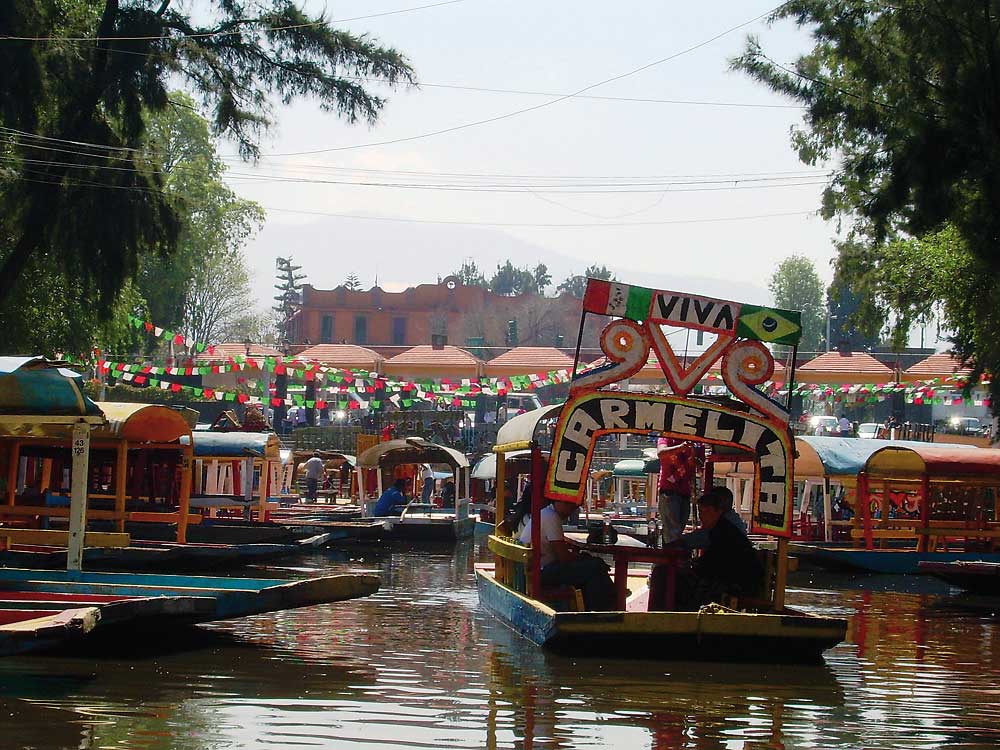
(487, 535), (584, 611)
(915, 527), (1000, 552)
(0, 528), (130, 548)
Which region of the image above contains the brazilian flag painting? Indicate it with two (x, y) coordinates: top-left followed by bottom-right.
(735, 305), (802, 345)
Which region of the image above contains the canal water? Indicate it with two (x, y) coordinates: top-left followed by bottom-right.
(2, 541), (999, 749)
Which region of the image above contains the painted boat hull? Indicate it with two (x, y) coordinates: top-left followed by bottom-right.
(0, 567), (381, 650)
(919, 561), (1000, 594)
(790, 544), (1000, 575)
(475, 569), (846, 663)
(365, 515), (476, 542)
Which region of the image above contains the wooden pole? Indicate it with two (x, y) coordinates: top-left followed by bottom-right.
(919, 473), (931, 553)
(859, 472), (873, 551)
(177, 447), (193, 544)
(67, 422), (91, 572)
(822, 479), (832, 542)
(774, 537), (789, 610)
(114, 441), (128, 533)
(258, 459), (269, 521)
(494, 451), (506, 530)
(529, 446), (544, 599)
(6, 441), (19, 506)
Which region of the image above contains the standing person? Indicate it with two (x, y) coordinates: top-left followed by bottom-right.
(420, 463), (435, 503)
(518, 499), (616, 611)
(838, 414), (852, 437)
(657, 439), (697, 545)
(301, 451), (325, 502)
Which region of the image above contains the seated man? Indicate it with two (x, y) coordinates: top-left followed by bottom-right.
(676, 490), (764, 610)
(676, 486), (747, 551)
(519, 499), (616, 611)
(372, 478), (409, 517)
(440, 479), (456, 508)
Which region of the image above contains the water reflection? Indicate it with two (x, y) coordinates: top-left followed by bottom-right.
(0, 541), (998, 749)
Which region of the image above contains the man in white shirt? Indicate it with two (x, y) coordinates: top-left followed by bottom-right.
(519, 500), (615, 610)
(420, 463), (435, 503)
(838, 414), (852, 437)
(301, 452), (325, 502)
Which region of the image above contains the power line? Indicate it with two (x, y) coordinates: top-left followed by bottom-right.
(249, 3), (789, 157)
(261, 205), (818, 228)
(0, 0), (472, 42)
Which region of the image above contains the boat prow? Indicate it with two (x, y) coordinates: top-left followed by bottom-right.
(475, 566), (847, 663)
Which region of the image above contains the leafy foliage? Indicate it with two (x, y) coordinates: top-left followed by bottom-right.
(0, 0), (415, 313)
(487, 261), (550, 296)
(344, 273), (362, 291)
(768, 255), (825, 352)
(274, 256), (305, 341)
(454, 260), (487, 287)
(733, 1), (1000, 399)
(557, 265), (614, 298)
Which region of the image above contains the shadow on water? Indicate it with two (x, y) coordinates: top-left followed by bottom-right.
(2, 542), (1000, 749)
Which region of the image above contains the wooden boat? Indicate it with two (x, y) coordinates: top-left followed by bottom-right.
(476, 281), (849, 663)
(0, 567), (380, 656)
(356, 437), (476, 542)
(787, 443), (1000, 573)
(919, 560), (1000, 594)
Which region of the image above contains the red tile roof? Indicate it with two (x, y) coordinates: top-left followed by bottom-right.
(904, 352), (973, 378)
(487, 346), (575, 371)
(386, 345), (483, 367)
(195, 343), (282, 361)
(798, 351), (892, 374)
(294, 344), (382, 369)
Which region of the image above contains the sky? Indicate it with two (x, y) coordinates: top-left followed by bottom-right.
(222, 1), (840, 309)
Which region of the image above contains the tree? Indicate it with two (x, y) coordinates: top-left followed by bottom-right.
(833, 225), (998, 368)
(489, 261), (534, 296)
(557, 265), (615, 298)
(732, 1), (1000, 394)
(0, 1), (414, 311)
(182, 249), (255, 344)
(826, 276), (881, 352)
(136, 93), (263, 344)
(274, 256), (305, 341)
(768, 255), (824, 353)
(530, 264), (552, 295)
(344, 273), (362, 291)
(454, 259), (487, 287)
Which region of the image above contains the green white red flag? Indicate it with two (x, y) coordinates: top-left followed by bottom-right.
(582, 279), (654, 321)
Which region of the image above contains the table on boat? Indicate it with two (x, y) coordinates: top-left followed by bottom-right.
(570, 536), (689, 610)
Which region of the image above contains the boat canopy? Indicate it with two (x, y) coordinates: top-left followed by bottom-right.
(293, 449), (356, 467)
(794, 436), (975, 482)
(0, 357), (104, 436)
(472, 449), (531, 480)
(612, 457), (660, 478)
(182, 431), (282, 460)
(866, 445), (1000, 482)
(493, 404), (563, 452)
(93, 402), (192, 443)
(357, 437), (469, 469)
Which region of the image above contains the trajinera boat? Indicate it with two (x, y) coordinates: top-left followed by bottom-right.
(356, 437), (476, 541)
(475, 279), (848, 662)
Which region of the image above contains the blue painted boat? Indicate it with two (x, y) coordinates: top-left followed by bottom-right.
(0, 567), (379, 655)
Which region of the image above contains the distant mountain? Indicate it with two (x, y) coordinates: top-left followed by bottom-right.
(243, 212), (770, 307)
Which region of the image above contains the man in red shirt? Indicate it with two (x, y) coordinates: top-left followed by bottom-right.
(657, 439), (698, 545)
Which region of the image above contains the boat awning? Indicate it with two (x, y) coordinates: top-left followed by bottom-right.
(0, 357), (105, 436)
(182, 431), (282, 460)
(866, 445), (1000, 482)
(472, 449), (531, 480)
(357, 437), (470, 469)
(93, 402), (193, 443)
(294, 450), (357, 467)
(612, 457), (660, 478)
(795, 436), (976, 482)
(493, 403), (564, 452)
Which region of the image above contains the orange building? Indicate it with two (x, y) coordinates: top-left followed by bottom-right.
(288, 277), (591, 358)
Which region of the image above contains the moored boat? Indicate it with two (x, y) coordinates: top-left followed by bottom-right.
(477, 280), (849, 663)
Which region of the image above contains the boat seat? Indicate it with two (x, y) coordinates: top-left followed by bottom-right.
(538, 584), (585, 612)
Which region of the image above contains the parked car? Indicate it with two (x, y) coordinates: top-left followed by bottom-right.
(949, 416), (986, 435)
(857, 422), (879, 439)
(809, 415), (839, 436)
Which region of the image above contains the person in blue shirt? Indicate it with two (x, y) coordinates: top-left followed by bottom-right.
(373, 478), (409, 516)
